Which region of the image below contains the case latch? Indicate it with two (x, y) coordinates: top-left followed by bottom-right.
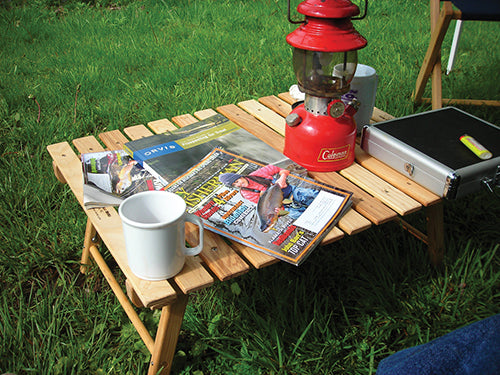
(404, 162), (414, 177)
(481, 165), (500, 195)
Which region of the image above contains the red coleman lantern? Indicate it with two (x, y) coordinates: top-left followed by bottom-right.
(285, 0), (367, 172)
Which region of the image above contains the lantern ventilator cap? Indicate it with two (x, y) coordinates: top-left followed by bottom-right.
(287, 17), (367, 52)
(287, 0), (367, 52)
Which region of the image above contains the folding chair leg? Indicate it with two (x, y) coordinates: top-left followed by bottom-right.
(413, 2), (458, 105)
(446, 20), (463, 75)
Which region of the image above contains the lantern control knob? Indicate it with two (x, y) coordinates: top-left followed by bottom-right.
(328, 100), (345, 118)
(286, 113), (302, 127)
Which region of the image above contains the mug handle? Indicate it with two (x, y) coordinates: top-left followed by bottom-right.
(183, 213), (204, 256)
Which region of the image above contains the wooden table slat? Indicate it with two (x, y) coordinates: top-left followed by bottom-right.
(258, 95), (292, 118)
(228, 241), (279, 269)
(217, 103), (285, 151)
(322, 226), (345, 244)
(123, 124), (153, 141)
(99, 130), (129, 151)
(338, 208), (372, 235)
(277, 92), (295, 105)
(370, 107), (395, 123)
(173, 256), (214, 294)
(355, 147), (441, 207)
(194, 108), (218, 119)
(72, 135), (105, 153)
(148, 118), (177, 134)
(171, 114), (198, 127)
(339, 163), (422, 216)
(309, 171), (398, 225)
(238, 99), (286, 136)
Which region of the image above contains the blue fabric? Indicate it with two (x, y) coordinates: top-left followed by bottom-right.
(377, 314), (500, 375)
(450, 0), (500, 21)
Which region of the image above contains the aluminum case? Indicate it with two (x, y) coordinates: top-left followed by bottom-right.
(360, 107), (500, 199)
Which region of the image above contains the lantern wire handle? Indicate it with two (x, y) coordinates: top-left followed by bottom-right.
(287, 0), (305, 24)
(352, 0), (368, 20)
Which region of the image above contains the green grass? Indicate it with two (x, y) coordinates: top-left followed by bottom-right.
(1, 0), (499, 374)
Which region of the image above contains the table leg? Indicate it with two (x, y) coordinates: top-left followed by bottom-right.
(52, 160), (67, 184)
(81, 218), (98, 274)
(148, 294), (189, 375)
(426, 201), (445, 267)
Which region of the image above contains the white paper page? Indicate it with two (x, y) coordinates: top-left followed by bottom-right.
(293, 190), (344, 233)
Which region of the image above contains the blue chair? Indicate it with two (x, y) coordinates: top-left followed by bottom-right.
(377, 314), (500, 375)
(413, 0), (500, 109)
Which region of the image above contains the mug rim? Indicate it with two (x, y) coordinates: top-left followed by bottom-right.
(118, 190), (187, 229)
(354, 63), (377, 78)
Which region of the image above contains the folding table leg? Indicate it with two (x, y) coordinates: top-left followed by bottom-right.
(81, 218), (98, 274)
(426, 201), (445, 267)
(148, 294), (189, 375)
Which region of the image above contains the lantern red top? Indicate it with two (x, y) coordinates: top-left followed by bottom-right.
(286, 0), (367, 52)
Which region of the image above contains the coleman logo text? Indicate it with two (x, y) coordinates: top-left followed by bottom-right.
(317, 145), (350, 162)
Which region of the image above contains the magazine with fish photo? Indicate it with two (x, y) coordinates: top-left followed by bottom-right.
(123, 113), (306, 186)
(82, 150), (166, 209)
(165, 148), (353, 266)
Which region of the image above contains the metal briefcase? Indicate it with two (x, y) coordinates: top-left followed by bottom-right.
(360, 107), (500, 199)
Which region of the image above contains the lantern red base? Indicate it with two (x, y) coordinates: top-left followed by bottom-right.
(284, 104), (357, 172)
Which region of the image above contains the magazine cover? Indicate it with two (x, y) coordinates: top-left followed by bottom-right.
(123, 113), (305, 185)
(82, 150), (166, 208)
(166, 148), (353, 266)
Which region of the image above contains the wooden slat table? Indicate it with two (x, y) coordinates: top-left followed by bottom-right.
(47, 93), (443, 374)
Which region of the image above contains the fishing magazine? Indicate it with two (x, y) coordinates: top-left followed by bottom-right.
(166, 148), (353, 266)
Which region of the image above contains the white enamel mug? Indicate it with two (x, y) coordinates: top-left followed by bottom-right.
(342, 64), (378, 133)
(118, 191), (204, 281)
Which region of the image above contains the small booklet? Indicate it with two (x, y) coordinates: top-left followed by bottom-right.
(166, 148), (353, 266)
(81, 150), (166, 209)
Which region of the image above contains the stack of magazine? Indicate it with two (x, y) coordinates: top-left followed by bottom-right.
(82, 114), (353, 265)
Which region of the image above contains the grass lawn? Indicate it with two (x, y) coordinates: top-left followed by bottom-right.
(0, 0), (499, 374)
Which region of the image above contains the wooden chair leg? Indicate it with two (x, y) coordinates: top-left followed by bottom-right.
(430, 0), (443, 109)
(148, 294), (189, 375)
(81, 218), (98, 273)
(426, 201), (445, 267)
(413, 1), (457, 105)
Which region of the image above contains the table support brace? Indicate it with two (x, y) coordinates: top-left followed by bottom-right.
(88, 243), (156, 353)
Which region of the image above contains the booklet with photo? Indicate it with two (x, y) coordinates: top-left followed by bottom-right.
(123, 113), (306, 186)
(81, 150), (166, 209)
(165, 148), (353, 266)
